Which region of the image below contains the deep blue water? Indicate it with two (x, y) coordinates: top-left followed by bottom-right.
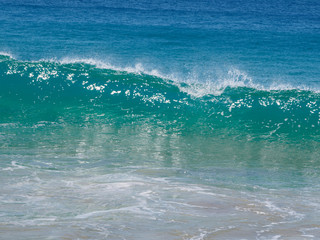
(1, 0), (319, 86)
(0, 0), (320, 239)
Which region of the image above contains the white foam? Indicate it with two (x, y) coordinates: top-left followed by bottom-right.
(268, 82), (318, 92)
(0, 51), (14, 59)
(179, 68), (262, 97)
(75, 205), (156, 219)
(2, 161), (27, 171)
(262, 200), (305, 221)
(57, 57), (172, 80)
(270, 235), (282, 240)
(50, 57), (266, 97)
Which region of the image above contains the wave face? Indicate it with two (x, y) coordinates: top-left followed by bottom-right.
(1, 54), (319, 138)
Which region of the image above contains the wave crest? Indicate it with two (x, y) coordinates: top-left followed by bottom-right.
(1, 54), (319, 97)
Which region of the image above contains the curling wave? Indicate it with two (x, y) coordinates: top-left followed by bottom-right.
(0, 54), (319, 137)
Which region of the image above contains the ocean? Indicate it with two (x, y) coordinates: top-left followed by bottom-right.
(0, 0), (320, 239)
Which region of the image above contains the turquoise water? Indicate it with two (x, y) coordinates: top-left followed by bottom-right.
(0, 0), (320, 239)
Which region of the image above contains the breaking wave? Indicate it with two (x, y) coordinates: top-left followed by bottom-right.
(1, 54), (319, 137)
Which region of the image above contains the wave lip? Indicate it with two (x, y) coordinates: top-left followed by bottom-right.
(1, 53), (320, 96)
(0, 52), (14, 60)
(1, 53), (320, 98)
(0, 52), (320, 98)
